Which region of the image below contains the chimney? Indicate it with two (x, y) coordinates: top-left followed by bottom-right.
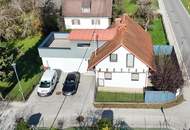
(115, 18), (121, 25)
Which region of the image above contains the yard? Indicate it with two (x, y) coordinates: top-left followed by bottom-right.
(122, 0), (168, 45)
(95, 91), (144, 102)
(0, 35), (43, 101)
(181, 0), (190, 14)
(149, 17), (168, 45)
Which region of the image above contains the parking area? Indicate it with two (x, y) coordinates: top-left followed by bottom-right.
(26, 72), (96, 128)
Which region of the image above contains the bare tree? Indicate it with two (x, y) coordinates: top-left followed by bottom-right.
(0, 0), (41, 41)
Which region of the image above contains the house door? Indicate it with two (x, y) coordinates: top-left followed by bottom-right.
(98, 78), (104, 86)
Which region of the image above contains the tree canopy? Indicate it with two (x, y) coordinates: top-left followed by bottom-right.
(0, 0), (42, 41)
(150, 55), (184, 93)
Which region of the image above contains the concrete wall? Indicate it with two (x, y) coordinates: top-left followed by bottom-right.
(42, 57), (88, 73)
(64, 17), (110, 29)
(38, 32), (106, 73)
(95, 46), (149, 88)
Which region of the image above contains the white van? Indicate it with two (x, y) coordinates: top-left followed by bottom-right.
(37, 69), (58, 96)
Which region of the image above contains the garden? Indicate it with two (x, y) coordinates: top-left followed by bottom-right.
(113, 0), (168, 45)
(0, 0), (60, 101)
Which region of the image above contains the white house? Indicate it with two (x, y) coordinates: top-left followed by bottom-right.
(62, 0), (112, 29)
(88, 15), (156, 92)
(38, 15), (155, 92)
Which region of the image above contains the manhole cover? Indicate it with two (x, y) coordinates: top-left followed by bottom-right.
(56, 91), (62, 95)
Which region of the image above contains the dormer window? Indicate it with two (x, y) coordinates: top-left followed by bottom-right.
(81, 0), (91, 13)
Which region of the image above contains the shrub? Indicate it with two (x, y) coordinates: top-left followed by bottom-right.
(15, 118), (30, 130)
(97, 119), (112, 130)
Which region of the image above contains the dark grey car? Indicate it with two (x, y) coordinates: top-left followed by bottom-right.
(62, 72), (80, 96)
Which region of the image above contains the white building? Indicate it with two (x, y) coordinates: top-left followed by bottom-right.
(62, 0), (112, 29)
(88, 16), (156, 92)
(38, 15), (155, 92)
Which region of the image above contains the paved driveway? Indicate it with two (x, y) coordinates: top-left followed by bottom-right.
(26, 72), (96, 128)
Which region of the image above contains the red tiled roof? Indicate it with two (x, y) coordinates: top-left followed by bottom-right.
(69, 29), (116, 41)
(88, 15), (156, 71)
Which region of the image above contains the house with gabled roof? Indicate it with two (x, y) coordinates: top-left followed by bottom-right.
(62, 0), (113, 29)
(38, 15), (155, 92)
(88, 15), (156, 92)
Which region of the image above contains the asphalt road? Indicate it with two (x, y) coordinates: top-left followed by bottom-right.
(163, 0), (190, 76)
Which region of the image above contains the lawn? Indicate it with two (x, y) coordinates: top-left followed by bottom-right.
(149, 17), (168, 45)
(122, 0), (138, 15)
(122, 0), (168, 45)
(181, 0), (190, 14)
(95, 91), (144, 102)
(0, 35), (43, 101)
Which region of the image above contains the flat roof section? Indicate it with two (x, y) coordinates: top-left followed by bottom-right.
(49, 39), (71, 48)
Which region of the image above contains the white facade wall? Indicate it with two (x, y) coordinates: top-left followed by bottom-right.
(97, 72), (147, 88)
(64, 17), (110, 29)
(42, 57), (88, 73)
(95, 46), (149, 88)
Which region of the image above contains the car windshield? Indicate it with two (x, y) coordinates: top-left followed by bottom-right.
(40, 81), (50, 88)
(66, 79), (75, 84)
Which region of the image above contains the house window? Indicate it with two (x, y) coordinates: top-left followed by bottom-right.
(72, 19), (80, 25)
(92, 19), (100, 25)
(104, 72), (112, 80)
(126, 54), (134, 67)
(110, 54), (117, 62)
(131, 73), (139, 81)
(77, 43), (90, 47)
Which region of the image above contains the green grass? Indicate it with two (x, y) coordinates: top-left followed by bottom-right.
(181, 0), (190, 14)
(14, 35), (42, 53)
(122, 0), (138, 15)
(0, 34), (43, 101)
(149, 18), (168, 45)
(6, 72), (42, 101)
(95, 91), (144, 102)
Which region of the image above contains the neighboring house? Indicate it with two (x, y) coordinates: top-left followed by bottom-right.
(38, 15), (155, 92)
(62, 0), (113, 29)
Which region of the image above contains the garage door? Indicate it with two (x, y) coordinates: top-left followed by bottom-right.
(42, 57), (88, 73)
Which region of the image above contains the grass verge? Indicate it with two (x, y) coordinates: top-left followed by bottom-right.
(149, 17), (168, 45)
(0, 35), (43, 101)
(181, 0), (190, 14)
(95, 91), (144, 102)
(94, 95), (184, 109)
(6, 72), (42, 101)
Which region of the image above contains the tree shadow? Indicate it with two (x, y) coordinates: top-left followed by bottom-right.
(27, 113), (42, 126)
(101, 110), (114, 122)
(1, 37), (44, 98)
(40, 0), (59, 35)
